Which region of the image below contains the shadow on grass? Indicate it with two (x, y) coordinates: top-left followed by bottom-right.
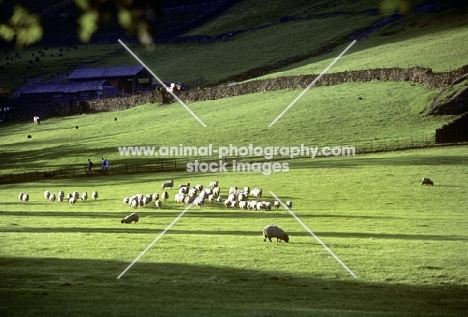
(0, 256), (467, 317)
(0, 222), (466, 242)
(291, 154), (468, 169)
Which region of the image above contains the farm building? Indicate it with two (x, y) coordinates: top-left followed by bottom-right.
(13, 65), (154, 108)
(16, 80), (119, 105)
(68, 65), (153, 94)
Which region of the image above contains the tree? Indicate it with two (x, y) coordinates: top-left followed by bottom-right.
(0, 0), (161, 48)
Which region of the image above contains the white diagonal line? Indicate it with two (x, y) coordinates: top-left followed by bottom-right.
(269, 191), (357, 278)
(268, 40), (356, 128)
(118, 39), (207, 128)
(117, 204), (193, 279)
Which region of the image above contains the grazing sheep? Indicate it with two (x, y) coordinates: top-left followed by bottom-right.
(188, 187), (198, 197)
(213, 187), (220, 198)
(162, 179), (174, 190)
(238, 192), (248, 202)
(152, 193), (160, 201)
(92, 191), (98, 200)
(179, 182), (190, 190)
(81, 192), (88, 201)
(263, 225), (289, 243)
(184, 195), (194, 204)
(208, 194), (214, 203)
(251, 188), (263, 198)
(67, 193), (73, 200)
(274, 201), (280, 210)
(142, 195), (151, 205)
(44, 190), (51, 200)
(216, 196), (223, 203)
(209, 180), (218, 188)
(21, 193), (29, 202)
(162, 191), (169, 201)
(224, 199), (231, 208)
(18, 192), (24, 201)
(175, 193), (186, 204)
(229, 187), (238, 195)
(155, 200), (162, 209)
(195, 184), (203, 192)
(243, 186), (250, 195)
(49, 194), (56, 202)
(178, 187), (188, 194)
(72, 191), (79, 200)
(193, 198), (204, 208)
(123, 197), (130, 204)
(264, 201), (272, 211)
(69, 197), (77, 205)
(421, 177), (434, 186)
(57, 194), (64, 202)
(121, 212), (139, 224)
(285, 201), (292, 209)
(130, 199), (138, 209)
(239, 200), (248, 210)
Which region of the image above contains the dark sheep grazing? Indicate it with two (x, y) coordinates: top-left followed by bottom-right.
(421, 177), (434, 185)
(121, 212), (139, 224)
(263, 225), (289, 243)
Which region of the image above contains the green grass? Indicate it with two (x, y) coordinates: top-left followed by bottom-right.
(1, 146), (467, 316)
(0, 81), (457, 176)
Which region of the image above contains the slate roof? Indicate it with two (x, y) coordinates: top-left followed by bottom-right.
(20, 80), (109, 94)
(68, 65), (145, 80)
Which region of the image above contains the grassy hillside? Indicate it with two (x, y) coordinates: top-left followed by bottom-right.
(0, 146), (467, 316)
(0, 81), (457, 176)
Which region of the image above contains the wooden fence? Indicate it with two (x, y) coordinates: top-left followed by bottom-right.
(0, 132), (454, 184)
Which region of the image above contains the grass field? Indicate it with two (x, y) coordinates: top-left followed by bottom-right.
(0, 81), (457, 177)
(1, 146), (467, 316)
(1, 1), (468, 316)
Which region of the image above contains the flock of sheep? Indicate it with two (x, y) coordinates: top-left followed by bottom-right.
(18, 190), (99, 204)
(117, 179), (293, 242)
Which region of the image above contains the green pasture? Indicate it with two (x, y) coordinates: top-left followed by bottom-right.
(0, 81), (457, 177)
(1, 2), (467, 92)
(0, 146), (467, 316)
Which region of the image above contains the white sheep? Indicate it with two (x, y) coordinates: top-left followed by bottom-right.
(21, 193), (29, 202)
(264, 201), (272, 211)
(69, 197), (77, 205)
(155, 200), (162, 209)
(81, 192), (88, 201)
(239, 200), (248, 210)
(130, 198), (138, 209)
(208, 194), (214, 203)
(421, 177), (434, 185)
(229, 187), (238, 195)
(18, 192), (24, 201)
(162, 191), (169, 201)
(209, 180), (218, 188)
(175, 193), (186, 204)
(152, 193), (160, 201)
(33, 116), (40, 124)
(44, 190), (51, 200)
(285, 201), (292, 209)
(123, 197), (130, 204)
(213, 187), (220, 197)
(243, 186), (250, 195)
(162, 179), (174, 190)
(224, 199), (231, 208)
(251, 188), (262, 198)
(92, 191), (98, 200)
(72, 191), (79, 200)
(216, 196), (223, 203)
(193, 197), (204, 208)
(238, 192), (248, 202)
(195, 184), (203, 192)
(274, 201), (280, 210)
(57, 194), (64, 202)
(49, 194), (56, 202)
(121, 212), (139, 224)
(263, 225), (289, 243)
